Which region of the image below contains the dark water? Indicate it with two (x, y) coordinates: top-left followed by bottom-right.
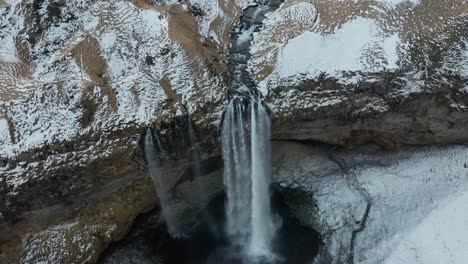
(101, 192), (321, 264)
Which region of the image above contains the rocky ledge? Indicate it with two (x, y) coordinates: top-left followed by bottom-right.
(250, 0), (468, 148)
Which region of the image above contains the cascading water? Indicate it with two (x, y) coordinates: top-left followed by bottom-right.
(221, 95), (278, 259)
(108, 0), (321, 262)
(221, 0), (283, 260)
(144, 128), (184, 238)
(249, 98), (275, 256)
(188, 115), (202, 179)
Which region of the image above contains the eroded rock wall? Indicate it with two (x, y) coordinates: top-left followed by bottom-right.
(0, 0), (244, 261)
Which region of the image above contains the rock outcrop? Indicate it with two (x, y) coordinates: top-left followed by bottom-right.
(0, 0), (238, 261)
(251, 0), (468, 148)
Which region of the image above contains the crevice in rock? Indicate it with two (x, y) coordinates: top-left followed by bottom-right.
(227, 0), (284, 96)
(348, 202), (372, 264)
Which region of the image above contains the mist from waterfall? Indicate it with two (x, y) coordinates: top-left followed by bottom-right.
(188, 115), (202, 179)
(221, 95), (278, 260)
(144, 128), (184, 238)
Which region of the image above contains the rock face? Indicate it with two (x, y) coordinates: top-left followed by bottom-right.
(251, 0), (468, 148)
(0, 0), (240, 261)
(0, 0), (468, 262)
(1, 176), (156, 263)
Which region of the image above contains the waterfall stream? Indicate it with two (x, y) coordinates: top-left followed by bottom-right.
(249, 99), (275, 257)
(221, 0), (283, 260)
(221, 96), (277, 259)
(108, 1), (322, 263)
(144, 128), (184, 238)
(188, 115), (202, 179)
(140, 0), (315, 262)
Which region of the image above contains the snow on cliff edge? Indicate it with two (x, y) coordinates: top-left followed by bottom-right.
(250, 0), (468, 96)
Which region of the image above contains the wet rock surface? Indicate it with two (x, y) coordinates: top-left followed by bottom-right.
(99, 192), (321, 264)
(0, 175), (157, 263)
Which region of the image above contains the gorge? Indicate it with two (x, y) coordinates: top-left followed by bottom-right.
(137, 1), (321, 262)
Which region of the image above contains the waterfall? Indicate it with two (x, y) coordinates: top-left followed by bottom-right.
(221, 95), (277, 259)
(250, 98), (275, 256)
(144, 128), (183, 238)
(188, 115), (202, 179)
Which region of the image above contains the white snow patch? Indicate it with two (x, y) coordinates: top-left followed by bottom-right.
(82, 15), (99, 32)
(189, 0), (220, 40)
(100, 32), (117, 52)
(398, 70), (425, 96)
(383, 34), (400, 69)
(0, 118), (10, 144)
(274, 143), (468, 264)
(5, 0), (21, 4)
(353, 146), (468, 263)
(140, 9), (163, 34)
(384, 188), (468, 264)
(373, 0), (420, 6)
(237, 25), (257, 45)
(462, 40), (468, 77)
(275, 17), (401, 82)
(0, 9), (23, 63)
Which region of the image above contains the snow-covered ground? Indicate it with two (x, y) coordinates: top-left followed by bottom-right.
(272, 142), (468, 264)
(384, 188), (468, 264)
(352, 146), (468, 264)
(275, 17), (400, 84)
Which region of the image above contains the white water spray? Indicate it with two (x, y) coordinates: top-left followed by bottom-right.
(221, 96), (278, 259)
(144, 128), (184, 238)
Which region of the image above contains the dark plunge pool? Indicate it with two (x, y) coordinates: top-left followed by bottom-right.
(100, 191), (322, 264)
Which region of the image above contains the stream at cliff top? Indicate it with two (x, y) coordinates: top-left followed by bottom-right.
(221, 0), (283, 259)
